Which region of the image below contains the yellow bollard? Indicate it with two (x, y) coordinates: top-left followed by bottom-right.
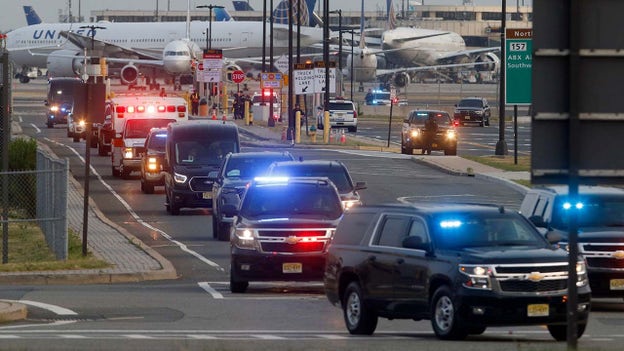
(245, 101), (252, 125)
(323, 111), (330, 144)
(295, 111), (301, 144)
(309, 124), (317, 143)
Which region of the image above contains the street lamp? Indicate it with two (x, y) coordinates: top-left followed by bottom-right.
(196, 4), (225, 50)
(329, 10), (342, 95)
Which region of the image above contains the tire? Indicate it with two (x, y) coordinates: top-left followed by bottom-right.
(401, 143), (410, 155)
(73, 134), (80, 142)
(485, 118), (490, 127)
(217, 222), (231, 242)
(67, 128), (71, 137)
(479, 119), (485, 127)
(112, 166), (121, 178)
(90, 137), (98, 148)
(444, 147), (457, 156)
(47, 122), (54, 128)
(141, 181), (154, 194)
(547, 323), (586, 341)
(169, 200), (180, 215)
(230, 270), (249, 293)
(212, 213), (218, 239)
(342, 281), (378, 335)
(349, 126), (357, 133)
(121, 167), (131, 180)
(430, 286), (467, 340)
(98, 142), (107, 156)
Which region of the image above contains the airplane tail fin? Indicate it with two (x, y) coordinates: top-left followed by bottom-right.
(273, 0), (310, 26)
(23, 5), (42, 25)
(359, 0), (366, 49)
(305, 0), (319, 27)
(214, 7), (233, 21)
(386, 0), (396, 30)
(232, 1), (254, 11)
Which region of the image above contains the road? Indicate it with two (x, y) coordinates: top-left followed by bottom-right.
(2, 80), (622, 351)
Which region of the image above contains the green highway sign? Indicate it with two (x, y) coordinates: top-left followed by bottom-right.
(505, 28), (532, 105)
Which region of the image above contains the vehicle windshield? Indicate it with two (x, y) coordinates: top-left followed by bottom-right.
(408, 112), (453, 126)
(551, 196), (624, 229)
(329, 102), (354, 111)
(269, 165), (353, 193)
(224, 157), (291, 179)
(124, 119), (175, 139)
(431, 213), (547, 250)
(458, 99), (484, 108)
(146, 133), (167, 152)
(240, 183), (343, 220)
(175, 140), (237, 165)
(373, 92), (390, 100)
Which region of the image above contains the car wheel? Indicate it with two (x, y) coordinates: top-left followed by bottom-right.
(112, 166), (121, 178)
(211, 213), (218, 239)
(547, 323), (586, 341)
(169, 201), (180, 215)
(479, 119), (485, 127)
(444, 147), (457, 156)
(141, 180), (154, 194)
(121, 168), (131, 180)
(431, 285), (467, 340)
(342, 281), (378, 335)
(47, 121), (54, 128)
(98, 142), (107, 156)
(485, 118), (490, 127)
(67, 128), (71, 137)
(90, 137), (98, 148)
(73, 134), (80, 142)
(349, 126), (357, 133)
(217, 222), (231, 242)
(401, 143), (410, 155)
(230, 270), (249, 293)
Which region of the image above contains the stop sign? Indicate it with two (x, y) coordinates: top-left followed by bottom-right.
(231, 70), (245, 84)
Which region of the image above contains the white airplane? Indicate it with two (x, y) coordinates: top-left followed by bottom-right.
(341, 0), (500, 88)
(5, 0), (324, 84)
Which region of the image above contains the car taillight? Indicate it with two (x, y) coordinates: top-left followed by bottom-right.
(353, 110), (357, 119)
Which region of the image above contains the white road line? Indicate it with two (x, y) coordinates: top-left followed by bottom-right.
(0, 300), (77, 316)
(123, 334), (154, 339)
(187, 335), (218, 340)
(0, 335), (20, 338)
(59, 335), (88, 339)
(198, 282), (224, 299)
(44, 138), (224, 271)
(250, 334), (286, 340)
(29, 123), (41, 134)
(316, 334), (349, 339)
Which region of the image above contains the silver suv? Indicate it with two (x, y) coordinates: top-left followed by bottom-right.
(317, 99), (358, 132)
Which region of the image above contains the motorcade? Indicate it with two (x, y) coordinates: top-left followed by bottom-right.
(365, 89), (392, 106)
(210, 151), (295, 241)
(108, 95), (189, 178)
(66, 112), (86, 142)
(520, 185), (624, 299)
(163, 120), (240, 215)
(317, 99), (358, 133)
(401, 110), (457, 155)
(251, 90), (281, 121)
(324, 203), (591, 341)
(266, 160), (367, 210)
(139, 127), (168, 194)
(45, 77), (82, 128)
(223, 177), (344, 293)
(454, 97), (491, 127)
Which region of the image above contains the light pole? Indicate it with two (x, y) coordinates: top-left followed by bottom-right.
(329, 10), (342, 95)
(197, 5), (224, 104)
(346, 29), (355, 102)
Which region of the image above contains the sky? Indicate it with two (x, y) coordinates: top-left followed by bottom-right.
(0, 0), (530, 33)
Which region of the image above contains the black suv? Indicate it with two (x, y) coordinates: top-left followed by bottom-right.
(520, 185), (624, 298)
(210, 151), (295, 241)
(223, 177), (343, 293)
(324, 203), (591, 341)
(401, 110), (457, 155)
(454, 97), (491, 127)
(266, 160), (366, 210)
(140, 127), (168, 194)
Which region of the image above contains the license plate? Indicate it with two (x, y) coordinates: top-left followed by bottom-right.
(610, 279), (624, 290)
(202, 192), (212, 199)
(527, 304), (549, 317)
(282, 262), (302, 274)
(431, 143), (438, 148)
(335, 118), (344, 121)
(465, 116), (470, 120)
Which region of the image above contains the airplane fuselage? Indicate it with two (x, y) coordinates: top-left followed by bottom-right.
(381, 27), (466, 66)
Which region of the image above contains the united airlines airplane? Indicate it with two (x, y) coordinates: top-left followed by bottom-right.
(5, 1), (323, 84)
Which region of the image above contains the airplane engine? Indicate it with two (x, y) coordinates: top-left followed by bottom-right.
(393, 72), (411, 88)
(46, 50), (83, 77)
(120, 64), (139, 85)
(475, 52), (500, 72)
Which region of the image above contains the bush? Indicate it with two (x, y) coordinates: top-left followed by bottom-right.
(6, 138), (37, 217)
(9, 138), (36, 171)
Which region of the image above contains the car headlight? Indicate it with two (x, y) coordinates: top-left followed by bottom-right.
(576, 260), (589, 287)
(147, 157), (159, 171)
(459, 264), (492, 290)
(124, 147), (133, 159)
(173, 172), (188, 184)
(234, 228), (256, 249)
(78, 120), (86, 127)
(446, 129), (456, 140)
(342, 199), (360, 210)
(50, 106), (59, 112)
(474, 110), (483, 115)
(410, 129), (420, 138)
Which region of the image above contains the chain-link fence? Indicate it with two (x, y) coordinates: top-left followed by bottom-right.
(0, 151), (68, 261)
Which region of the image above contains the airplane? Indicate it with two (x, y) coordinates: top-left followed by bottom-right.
(232, 1), (254, 11)
(5, 0), (324, 84)
(23, 6), (42, 25)
(339, 0), (500, 89)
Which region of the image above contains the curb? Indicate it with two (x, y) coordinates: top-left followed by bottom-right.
(0, 301), (27, 324)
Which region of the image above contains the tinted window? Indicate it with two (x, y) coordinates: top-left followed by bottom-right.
(329, 102), (354, 111)
(430, 213), (547, 250)
(409, 111), (452, 126)
(224, 156), (292, 179)
(458, 99), (484, 108)
(240, 183), (342, 220)
(147, 133), (167, 151)
(333, 212), (375, 245)
(175, 140), (237, 165)
(551, 195), (624, 230)
(375, 215), (411, 247)
(125, 119), (176, 139)
(269, 164), (353, 192)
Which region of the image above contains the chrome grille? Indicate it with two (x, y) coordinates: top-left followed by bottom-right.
(586, 258), (624, 269)
(255, 228), (333, 255)
(499, 279), (568, 292)
(189, 176), (214, 192)
(493, 263), (569, 294)
(581, 243), (624, 270)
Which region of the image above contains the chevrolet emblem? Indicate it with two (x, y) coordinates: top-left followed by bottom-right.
(285, 236), (300, 245)
(526, 272), (545, 282)
(613, 250), (624, 260)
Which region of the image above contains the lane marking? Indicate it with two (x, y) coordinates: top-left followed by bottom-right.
(123, 334), (154, 339)
(1, 299), (77, 316)
(29, 123), (41, 134)
(43, 138), (224, 271)
(198, 282), (224, 299)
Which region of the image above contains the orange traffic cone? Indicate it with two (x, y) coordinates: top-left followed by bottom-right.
(211, 109), (217, 120)
(222, 113), (227, 121)
(340, 130), (346, 144)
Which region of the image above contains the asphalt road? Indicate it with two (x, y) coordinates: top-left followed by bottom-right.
(3, 80), (623, 351)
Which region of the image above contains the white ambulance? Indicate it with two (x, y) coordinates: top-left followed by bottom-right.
(107, 95), (188, 178)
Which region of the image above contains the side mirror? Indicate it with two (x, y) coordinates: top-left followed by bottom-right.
(529, 215), (548, 228)
(354, 181), (367, 191)
(221, 203), (238, 217)
(402, 236), (430, 251)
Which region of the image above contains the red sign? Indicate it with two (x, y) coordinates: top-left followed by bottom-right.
(197, 63), (204, 71)
(231, 70), (245, 84)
